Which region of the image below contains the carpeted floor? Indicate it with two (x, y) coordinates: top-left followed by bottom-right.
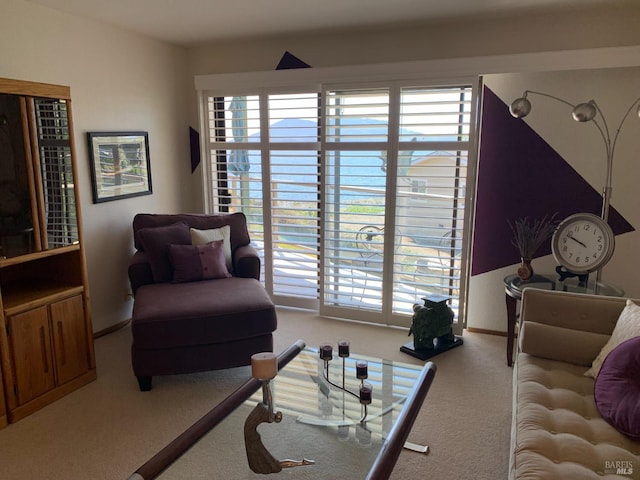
(0, 308), (512, 479)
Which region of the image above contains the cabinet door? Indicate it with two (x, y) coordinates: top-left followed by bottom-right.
(8, 306), (55, 405)
(50, 295), (89, 384)
(0, 93), (37, 258)
(32, 98), (79, 250)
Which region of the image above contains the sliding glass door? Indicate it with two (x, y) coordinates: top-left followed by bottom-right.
(203, 81), (475, 332)
(320, 85), (471, 330)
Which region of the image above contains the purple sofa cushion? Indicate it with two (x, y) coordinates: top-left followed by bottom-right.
(137, 222), (191, 283)
(131, 277), (277, 349)
(594, 336), (640, 441)
(169, 240), (231, 283)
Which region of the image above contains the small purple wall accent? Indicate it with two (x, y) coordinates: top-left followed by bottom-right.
(276, 51), (311, 70)
(472, 86), (634, 276)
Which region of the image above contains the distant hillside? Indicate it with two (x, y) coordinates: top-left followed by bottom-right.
(248, 118), (456, 144)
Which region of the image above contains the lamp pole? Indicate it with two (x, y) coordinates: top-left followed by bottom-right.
(509, 90), (640, 284)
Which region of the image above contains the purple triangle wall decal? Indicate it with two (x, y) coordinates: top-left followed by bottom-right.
(471, 86), (634, 276)
(275, 51), (311, 70)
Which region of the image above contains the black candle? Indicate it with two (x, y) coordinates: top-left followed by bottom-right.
(320, 343), (333, 360)
(338, 340), (350, 357)
(356, 360), (368, 379)
(359, 382), (372, 404)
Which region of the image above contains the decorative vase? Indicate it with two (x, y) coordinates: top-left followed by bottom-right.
(517, 258), (533, 281)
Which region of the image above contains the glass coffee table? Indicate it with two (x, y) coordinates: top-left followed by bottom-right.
(128, 340), (436, 480)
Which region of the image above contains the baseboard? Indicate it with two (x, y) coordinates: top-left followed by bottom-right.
(93, 319), (131, 339)
(466, 327), (508, 337)
(96, 320), (507, 339)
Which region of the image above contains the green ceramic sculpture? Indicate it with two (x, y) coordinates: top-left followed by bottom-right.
(409, 296), (455, 350)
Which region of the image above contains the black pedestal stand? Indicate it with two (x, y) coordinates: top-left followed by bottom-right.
(400, 336), (464, 361)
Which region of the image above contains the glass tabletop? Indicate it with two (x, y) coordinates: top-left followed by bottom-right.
(504, 273), (624, 297)
(132, 341), (434, 480)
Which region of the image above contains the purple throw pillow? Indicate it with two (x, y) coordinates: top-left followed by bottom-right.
(168, 240), (232, 283)
(594, 336), (640, 441)
(138, 222), (192, 283)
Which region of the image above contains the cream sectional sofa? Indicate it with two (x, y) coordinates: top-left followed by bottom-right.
(510, 288), (640, 480)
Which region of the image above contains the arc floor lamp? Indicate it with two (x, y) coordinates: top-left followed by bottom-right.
(509, 90), (640, 284)
(509, 90), (640, 222)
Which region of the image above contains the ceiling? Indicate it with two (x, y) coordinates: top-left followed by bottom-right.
(26, 0), (636, 48)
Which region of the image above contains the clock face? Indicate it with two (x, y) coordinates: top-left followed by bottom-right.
(551, 213), (615, 274)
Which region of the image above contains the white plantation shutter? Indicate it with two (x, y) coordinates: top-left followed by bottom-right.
(322, 88), (390, 317)
(208, 95), (265, 279)
(267, 93), (320, 305)
(390, 86), (471, 325)
(207, 93), (321, 307)
(320, 85), (471, 328)
(203, 81), (475, 330)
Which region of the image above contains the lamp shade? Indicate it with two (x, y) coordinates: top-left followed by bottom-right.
(572, 101), (597, 122)
(509, 97), (531, 118)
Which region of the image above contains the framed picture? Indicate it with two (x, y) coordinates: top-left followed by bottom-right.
(87, 131), (152, 203)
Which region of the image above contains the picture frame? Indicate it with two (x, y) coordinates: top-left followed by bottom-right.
(87, 131), (152, 203)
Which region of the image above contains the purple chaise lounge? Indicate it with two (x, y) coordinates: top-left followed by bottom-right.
(128, 212), (277, 391)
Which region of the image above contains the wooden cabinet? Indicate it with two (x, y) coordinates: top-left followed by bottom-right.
(0, 78), (95, 426)
(8, 294), (89, 406)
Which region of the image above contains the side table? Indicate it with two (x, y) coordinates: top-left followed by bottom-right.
(503, 273), (624, 367)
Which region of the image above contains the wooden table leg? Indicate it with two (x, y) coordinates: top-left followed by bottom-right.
(505, 292), (517, 367)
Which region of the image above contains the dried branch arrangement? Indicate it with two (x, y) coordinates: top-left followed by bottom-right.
(508, 214), (559, 259)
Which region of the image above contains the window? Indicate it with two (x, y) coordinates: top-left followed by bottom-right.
(202, 78), (476, 331)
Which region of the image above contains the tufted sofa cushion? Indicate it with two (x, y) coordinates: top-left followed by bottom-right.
(511, 354), (640, 479)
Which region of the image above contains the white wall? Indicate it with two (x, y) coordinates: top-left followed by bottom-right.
(469, 67), (640, 332)
(187, 6), (640, 75)
(1, 0), (194, 332)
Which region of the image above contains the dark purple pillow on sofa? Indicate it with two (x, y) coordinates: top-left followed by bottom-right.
(168, 240), (232, 283)
(137, 222), (191, 283)
(594, 336), (640, 441)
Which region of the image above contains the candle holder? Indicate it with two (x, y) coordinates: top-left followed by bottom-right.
(319, 342), (333, 383)
(262, 379), (282, 424)
(244, 354), (314, 474)
(359, 381), (372, 422)
(338, 339), (350, 389)
(317, 342), (374, 422)
(338, 339), (350, 358)
(356, 360), (368, 380)
(320, 342), (360, 401)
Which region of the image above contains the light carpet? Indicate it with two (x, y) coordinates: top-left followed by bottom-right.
(0, 308), (512, 479)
